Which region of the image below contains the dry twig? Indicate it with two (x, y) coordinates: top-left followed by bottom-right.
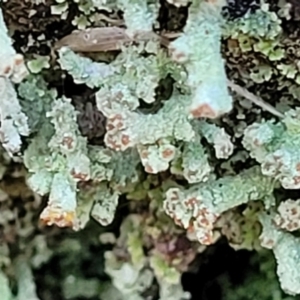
(227, 79), (284, 118)
(54, 27), (169, 52)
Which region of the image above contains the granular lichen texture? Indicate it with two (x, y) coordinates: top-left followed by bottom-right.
(1, 0), (300, 299)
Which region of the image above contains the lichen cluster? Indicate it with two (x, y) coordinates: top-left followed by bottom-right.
(1, 0), (300, 299)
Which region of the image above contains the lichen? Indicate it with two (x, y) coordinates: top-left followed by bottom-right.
(2, 0), (300, 298)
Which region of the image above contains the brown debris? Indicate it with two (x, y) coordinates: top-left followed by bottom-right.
(73, 95), (106, 145)
(2, 0), (60, 33)
(54, 26), (170, 53)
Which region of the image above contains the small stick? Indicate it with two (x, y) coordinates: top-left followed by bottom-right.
(54, 27), (170, 52)
(227, 79), (284, 118)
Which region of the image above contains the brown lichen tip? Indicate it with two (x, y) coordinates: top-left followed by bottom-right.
(0, 53), (27, 81)
(40, 206), (78, 229)
(189, 103), (219, 119)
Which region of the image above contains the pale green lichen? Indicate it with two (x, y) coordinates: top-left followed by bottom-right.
(27, 56), (50, 74)
(195, 120), (234, 159)
(169, 0), (232, 119)
(273, 199), (300, 232)
(0, 10), (29, 155)
(164, 167), (275, 244)
(47, 97), (91, 181)
(224, 4), (282, 39)
(103, 223), (154, 300)
(59, 45), (172, 103)
(18, 75), (56, 133)
(137, 140), (177, 174)
(260, 212), (300, 296)
(171, 140), (211, 183)
(0, 270), (12, 300)
(58, 47), (116, 88)
(243, 108), (300, 189)
(117, 0), (159, 35)
(14, 257), (40, 300)
(90, 184), (119, 226)
(88, 145), (140, 191)
(98, 90), (194, 152)
(150, 254), (191, 300)
(24, 97), (91, 228)
(223, 3), (283, 59)
(103, 213), (192, 300)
